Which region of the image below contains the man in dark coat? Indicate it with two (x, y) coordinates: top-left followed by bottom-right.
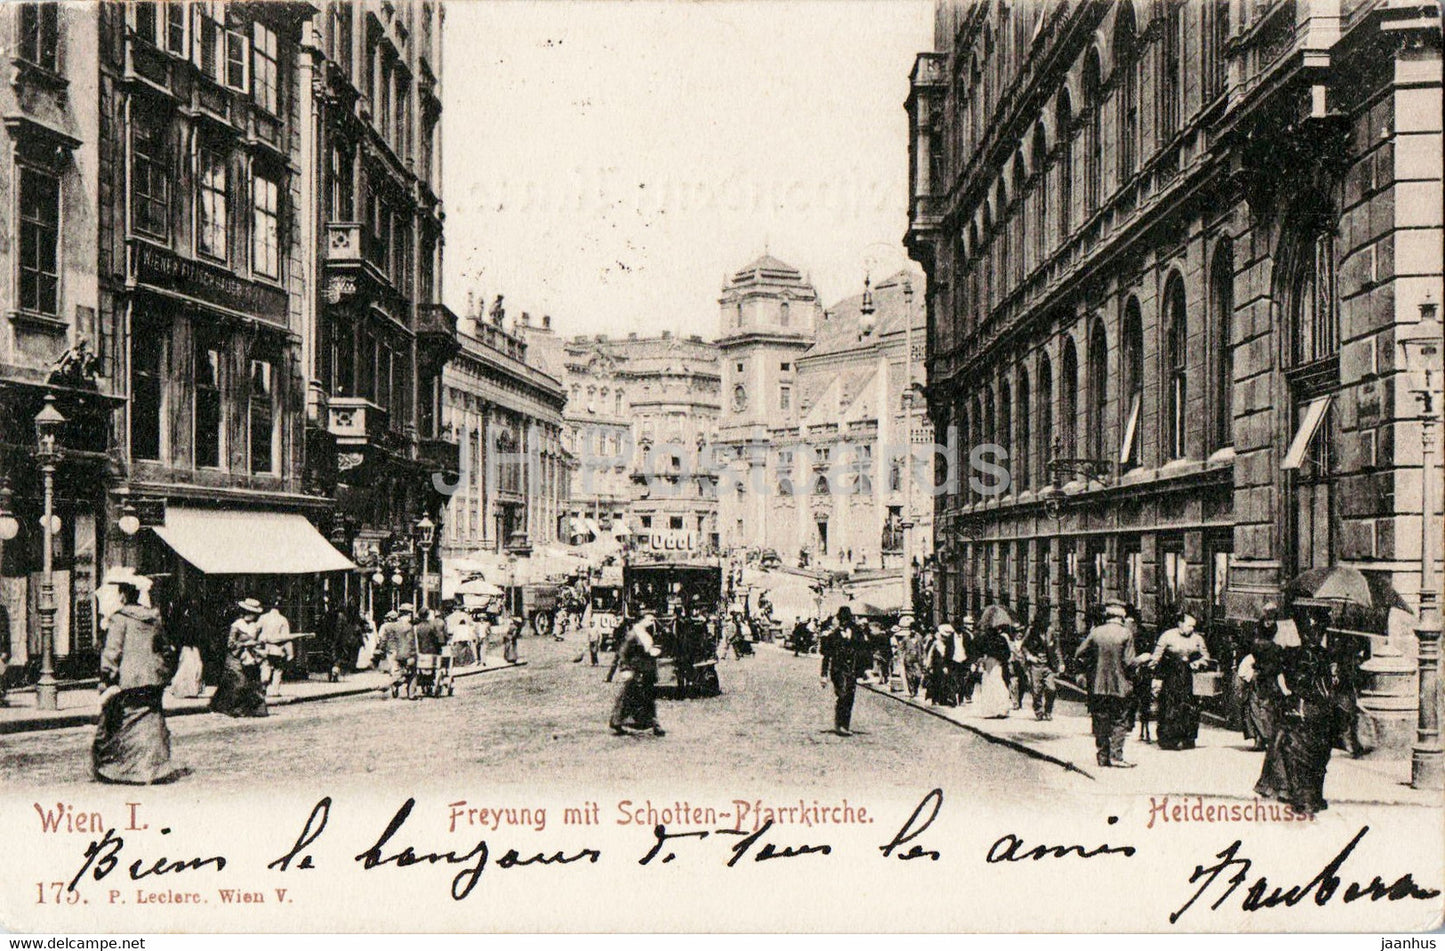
(1020, 619), (1062, 720)
(819, 605), (870, 736)
(1075, 602), (1141, 768)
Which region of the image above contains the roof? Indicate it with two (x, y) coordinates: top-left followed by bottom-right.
(806, 270), (924, 359)
(725, 253), (812, 291)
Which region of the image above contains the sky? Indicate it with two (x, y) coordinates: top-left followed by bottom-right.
(440, 0), (934, 340)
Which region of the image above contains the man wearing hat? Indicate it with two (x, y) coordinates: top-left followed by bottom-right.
(1075, 601), (1143, 767)
(378, 605), (418, 698)
(257, 597), (294, 699)
(819, 605), (870, 736)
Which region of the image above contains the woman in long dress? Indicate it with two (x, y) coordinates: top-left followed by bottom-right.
(93, 580), (180, 784)
(209, 599), (269, 718)
(973, 626), (1013, 718)
(607, 616), (664, 735)
(1150, 613), (1210, 750)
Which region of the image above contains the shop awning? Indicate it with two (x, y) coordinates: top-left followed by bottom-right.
(584, 518), (604, 538)
(151, 507), (356, 574)
(1281, 396), (1332, 470)
(569, 517), (588, 537)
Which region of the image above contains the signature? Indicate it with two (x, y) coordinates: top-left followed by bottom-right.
(1171, 825), (1441, 924)
(66, 827), (226, 893)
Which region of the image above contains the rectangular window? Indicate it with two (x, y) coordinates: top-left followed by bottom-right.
(131, 105), (170, 240)
(252, 22), (279, 114)
(1119, 393), (1142, 466)
(166, 3), (188, 55)
(249, 359), (275, 474)
(780, 385), (791, 411)
(19, 3), (59, 73)
(18, 167), (60, 316)
(196, 144), (228, 260)
(224, 26), (248, 91)
(252, 168), (280, 279)
(1282, 396), (1332, 472)
(194, 339), (223, 468)
(132, 320), (165, 461)
(1119, 536), (1143, 610)
(668, 516), (684, 531)
(328, 144), (354, 221)
(196, 7), (219, 80)
(331, 3), (353, 78)
(1160, 542), (1187, 619)
(133, 2), (159, 45)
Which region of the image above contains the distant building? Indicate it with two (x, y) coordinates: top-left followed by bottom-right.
(906, 0), (1442, 749)
(716, 256), (932, 571)
(440, 303), (570, 558)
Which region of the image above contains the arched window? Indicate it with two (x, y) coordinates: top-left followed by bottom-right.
(1114, 5), (1139, 181)
(1055, 90), (1073, 236)
(1291, 230), (1339, 365)
(1121, 297), (1144, 468)
(1163, 272), (1188, 460)
(1209, 240), (1234, 450)
(1032, 122), (1049, 262)
(1161, 1), (1184, 139)
(1017, 365), (1032, 491)
(995, 180), (1009, 296)
(1037, 354), (1054, 485)
(1012, 154), (1027, 282)
(779, 299), (790, 327)
(1060, 336), (1079, 460)
(1086, 319), (1108, 461)
(999, 380), (1013, 492)
(1082, 49), (1103, 214)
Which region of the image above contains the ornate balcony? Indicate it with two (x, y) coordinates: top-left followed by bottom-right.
(328, 396), (389, 448)
(417, 302), (461, 370)
(323, 222), (393, 307)
(417, 434), (461, 480)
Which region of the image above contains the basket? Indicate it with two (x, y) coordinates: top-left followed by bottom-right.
(1192, 670), (1223, 697)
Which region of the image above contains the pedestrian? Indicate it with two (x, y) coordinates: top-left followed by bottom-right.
(927, 625), (955, 705)
(607, 615), (665, 736)
(900, 623), (925, 699)
(1330, 628), (1367, 758)
(956, 614), (978, 703)
(502, 616), (522, 664)
(93, 577), (182, 784)
(166, 593), (205, 699)
(415, 608), (445, 657)
(210, 598), (269, 718)
(257, 598), (293, 699)
(1075, 602), (1142, 768)
(377, 606), (418, 698)
(445, 602), (476, 667)
(1241, 603), (1283, 752)
(1150, 612), (1212, 751)
(1271, 611), (1339, 816)
(1005, 625), (1027, 710)
(818, 605), (870, 736)
(1020, 618), (1061, 721)
(972, 623), (1013, 719)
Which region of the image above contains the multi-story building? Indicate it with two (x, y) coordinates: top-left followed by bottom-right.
(308, 0), (459, 607)
(0, 3), (108, 678)
(534, 329), (721, 554)
(716, 256), (933, 571)
(439, 302), (569, 559)
(907, 0), (1442, 749)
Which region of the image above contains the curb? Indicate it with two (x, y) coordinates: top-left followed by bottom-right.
(862, 682), (1097, 780)
(0, 661), (528, 736)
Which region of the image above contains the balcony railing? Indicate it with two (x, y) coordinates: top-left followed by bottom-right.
(417, 434), (460, 475)
(326, 222), (365, 264)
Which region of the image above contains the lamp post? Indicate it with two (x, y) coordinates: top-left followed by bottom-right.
(34, 395), (66, 711)
(1401, 292), (1443, 789)
(900, 277), (917, 628)
(415, 515), (436, 611)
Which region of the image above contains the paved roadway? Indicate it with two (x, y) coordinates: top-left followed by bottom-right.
(0, 636), (1070, 795)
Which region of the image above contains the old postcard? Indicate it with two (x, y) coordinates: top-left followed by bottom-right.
(1, 0), (1443, 934)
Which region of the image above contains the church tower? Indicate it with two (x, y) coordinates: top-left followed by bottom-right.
(715, 254), (821, 552)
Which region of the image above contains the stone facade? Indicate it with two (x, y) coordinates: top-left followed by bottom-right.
(716, 256), (934, 571)
(907, 0), (1442, 749)
(440, 304), (570, 557)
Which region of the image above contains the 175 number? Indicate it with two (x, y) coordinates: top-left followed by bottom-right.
(36, 881), (80, 904)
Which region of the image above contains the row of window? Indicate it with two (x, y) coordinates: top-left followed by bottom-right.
(129, 104), (285, 280)
(129, 3), (283, 117)
(131, 325), (279, 475)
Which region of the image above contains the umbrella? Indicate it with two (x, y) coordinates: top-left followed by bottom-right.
(455, 577), (503, 598)
(1284, 566), (1412, 613)
(978, 604), (1017, 631)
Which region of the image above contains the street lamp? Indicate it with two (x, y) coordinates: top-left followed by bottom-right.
(415, 515), (436, 610)
(900, 276), (917, 627)
(1400, 291), (1443, 789)
(34, 395), (66, 711)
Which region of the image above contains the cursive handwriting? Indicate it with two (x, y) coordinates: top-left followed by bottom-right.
(355, 798), (600, 901)
(1171, 825), (1441, 924)
(67, 828), (226, 893)
(878, 788), (942, 861)
(985, 816), (1136, 863)
(268, 797), (331, 871)
(637, 821), (832, 866)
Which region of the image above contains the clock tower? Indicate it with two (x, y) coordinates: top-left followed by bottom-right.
(716, 254), (820, 552)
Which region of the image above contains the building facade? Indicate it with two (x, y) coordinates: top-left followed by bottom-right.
(907, 0), (1442, 748)
(439, 302), (570, 559)
(307, 0), (459, 607)
(716, 256), (934, 572)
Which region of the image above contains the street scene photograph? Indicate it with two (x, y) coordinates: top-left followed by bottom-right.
(0, 0), (1442, 935)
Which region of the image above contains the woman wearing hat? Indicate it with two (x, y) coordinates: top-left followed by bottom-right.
(93, 578), (181, 784)
(209, 598), (269, 718)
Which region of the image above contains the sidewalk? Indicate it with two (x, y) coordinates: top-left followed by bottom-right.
(864, 681), (1437, 808)
(0, 657), (525, 736)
